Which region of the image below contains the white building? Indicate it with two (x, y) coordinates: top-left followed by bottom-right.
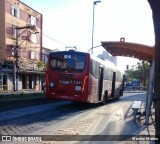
(98, 51), (117, 66)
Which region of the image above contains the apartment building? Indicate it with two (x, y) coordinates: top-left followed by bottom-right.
(0, 0), (44, 91)
(42, 47), (59, 64)
(42, 47), (51, 64)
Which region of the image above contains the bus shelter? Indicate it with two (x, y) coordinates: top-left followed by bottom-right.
(101, 41), (154, 124)
(101, 41), (154, 62)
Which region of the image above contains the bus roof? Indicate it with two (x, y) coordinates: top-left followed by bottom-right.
(49, 50), (124, 73)
(90, 54), (124, 73)
(49, 50), (88, 55)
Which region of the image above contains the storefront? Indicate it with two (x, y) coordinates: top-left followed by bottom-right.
(0, 61), (45, 92)
(0, 67), (13, 91)
(19, 70), (45, 91)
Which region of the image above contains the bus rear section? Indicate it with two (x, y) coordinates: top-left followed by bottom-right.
(46, 51), (90, 102)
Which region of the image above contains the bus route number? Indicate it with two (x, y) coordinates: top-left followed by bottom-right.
(64, 55), (71, 59)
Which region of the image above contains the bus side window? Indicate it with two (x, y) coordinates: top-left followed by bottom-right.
(50, 59), (56, 68)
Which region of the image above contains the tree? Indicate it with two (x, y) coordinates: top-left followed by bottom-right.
(147, 0), (160, 141)
(125, 60), (150, 87)
(37, 61), (46, 70)
(140, 60), (150, 87)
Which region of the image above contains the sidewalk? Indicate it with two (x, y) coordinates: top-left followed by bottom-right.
(0, 91), (44, 102)
(119, 102), (155, 144)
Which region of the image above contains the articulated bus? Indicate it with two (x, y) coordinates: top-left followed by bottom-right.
(46, 50), (125, 104)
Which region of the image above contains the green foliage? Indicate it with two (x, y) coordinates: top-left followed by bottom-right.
(125, 60), (150, 87)
(37, 61), (47, 70)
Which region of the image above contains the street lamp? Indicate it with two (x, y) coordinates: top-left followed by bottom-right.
(91, 0), (101, 54)
(14, 25), (37, 92)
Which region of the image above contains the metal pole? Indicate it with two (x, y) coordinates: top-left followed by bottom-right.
(91, 1), (101, 54)
(145, 59), (155, 124)
(91, 2), (95, 54)
(13, 61), (16, 92)
(15, 28), (19, 92)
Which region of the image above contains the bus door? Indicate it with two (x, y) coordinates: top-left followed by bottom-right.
(98, 66), (104, 101)
(111, 72), (116, 98)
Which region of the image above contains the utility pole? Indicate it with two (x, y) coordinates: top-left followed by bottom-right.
(15, 27), (19, 92)
(14, 25), (36, 92)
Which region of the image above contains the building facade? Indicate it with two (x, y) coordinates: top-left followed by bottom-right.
(42, 47), (59, 64)
(0, 0), (44, 92)
(42, 47), (52, 64)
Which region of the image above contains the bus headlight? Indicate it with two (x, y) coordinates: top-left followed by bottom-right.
(50, 82), (54, 87)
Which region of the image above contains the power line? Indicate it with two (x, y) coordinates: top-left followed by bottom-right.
(42, 34), (67, 46)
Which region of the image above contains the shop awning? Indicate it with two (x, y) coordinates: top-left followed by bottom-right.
(101, 41), (154, 61)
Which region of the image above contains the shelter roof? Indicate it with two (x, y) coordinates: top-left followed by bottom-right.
(101, 41), (154, 61)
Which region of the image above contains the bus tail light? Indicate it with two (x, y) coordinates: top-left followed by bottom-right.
(75, 86), (81, 91)
(50, 82), (54, 87)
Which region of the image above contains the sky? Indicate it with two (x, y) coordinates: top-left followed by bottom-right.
(21, 0), (155, 70)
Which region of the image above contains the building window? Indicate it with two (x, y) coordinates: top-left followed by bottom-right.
(29, 34), (37, 43)
(42, 55), (48, 64)
(30, 51), (39, 60)
(31, 16), (37, 26)
(11, 25), (17, 37)
(11, 5), (20, 18)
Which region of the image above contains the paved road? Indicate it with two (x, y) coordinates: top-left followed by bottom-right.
(0, 91), (155, 144)
(0, 97), (54, 112)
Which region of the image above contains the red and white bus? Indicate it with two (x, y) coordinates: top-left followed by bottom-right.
(46, 50), (125, 104)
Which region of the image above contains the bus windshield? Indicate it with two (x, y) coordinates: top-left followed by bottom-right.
(50, 52), (86, 72)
